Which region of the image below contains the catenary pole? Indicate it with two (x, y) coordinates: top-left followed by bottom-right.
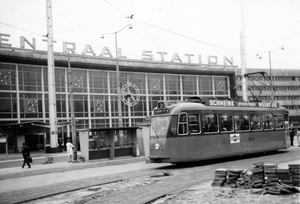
(46, 0), (58, 152)
(68, 52), (77, 161)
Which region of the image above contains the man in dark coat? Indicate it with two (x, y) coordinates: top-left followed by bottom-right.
(289, 127), (295, 146)
(21, 143), (31, 168)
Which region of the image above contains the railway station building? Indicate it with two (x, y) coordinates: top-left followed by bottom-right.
(0, 35), (299, 154)
(0, 40), (237, 154)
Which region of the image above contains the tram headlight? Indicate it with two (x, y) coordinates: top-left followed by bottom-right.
(155, 143), (160, 150)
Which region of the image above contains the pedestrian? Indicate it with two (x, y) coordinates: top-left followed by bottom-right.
(66, 139), (74, 163)
(296, 128), (300, 147)
(289, 127), (295, 146)
(21, 143), (31, 168)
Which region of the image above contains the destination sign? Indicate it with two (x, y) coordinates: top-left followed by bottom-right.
(154, 109), (169, 114)
(207, 100), (279, 108)
(209, 100), (235, 107)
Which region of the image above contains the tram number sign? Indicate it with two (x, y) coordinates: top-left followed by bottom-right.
(230, 134), (240, 144)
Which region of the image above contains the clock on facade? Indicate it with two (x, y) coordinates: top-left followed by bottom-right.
(121, 82), (140, 107)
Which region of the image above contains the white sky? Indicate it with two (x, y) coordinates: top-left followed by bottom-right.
(0, 0), (300, 70)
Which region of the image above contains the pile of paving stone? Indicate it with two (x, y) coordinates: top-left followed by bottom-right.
(289, 164), (300, 187)
(211, 162), (300, 195)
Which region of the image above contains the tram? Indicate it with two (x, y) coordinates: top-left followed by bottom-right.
(149, 97), (290, 164)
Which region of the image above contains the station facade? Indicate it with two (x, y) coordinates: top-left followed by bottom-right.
(0, 46), (237, 153)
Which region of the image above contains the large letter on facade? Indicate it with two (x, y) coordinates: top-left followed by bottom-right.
(82, 45), (96, 56)
(185, 54), (194, 63)
(157, 52), (168, 61)
(20, 36), (36, 49)
(223, 56), (233, 65)
(63, 42), (76, 54)
(171, 53), (182, 63)
(100, 46), (113, 58)
(208, 56), (218, 65)
(0, 33), (11, 47)
(142, 50), (153, 61)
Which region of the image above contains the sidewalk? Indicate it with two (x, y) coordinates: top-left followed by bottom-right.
(0, 155), (161, 204)
(0, 150), (71, 162)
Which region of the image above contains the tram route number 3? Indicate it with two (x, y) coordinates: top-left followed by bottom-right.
(230, 134), (240, 144)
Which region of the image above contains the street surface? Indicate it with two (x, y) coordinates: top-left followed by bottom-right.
(0, 146), (299, 204)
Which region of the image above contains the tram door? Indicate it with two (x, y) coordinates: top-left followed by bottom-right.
(177, 113), (191, 161)
(25, 133), (45, 151)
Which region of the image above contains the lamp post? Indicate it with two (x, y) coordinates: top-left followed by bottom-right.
(101, 24), (133, 127)
(256, 46), (284, 101)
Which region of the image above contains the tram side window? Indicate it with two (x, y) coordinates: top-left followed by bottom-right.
(169, 116), (178, 136)
(178, 113), (188, 135)
(234, 114), (249, 131)
(274, 114), (284, 129)
(219, 114), (233, 132)
(263, 113), (274, 130)
(188, 114), (200, 134)
(204, 113), (218, 133)
(250, 114), (262, 131)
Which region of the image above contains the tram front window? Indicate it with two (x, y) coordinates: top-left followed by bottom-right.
(150, 116), (171, 136)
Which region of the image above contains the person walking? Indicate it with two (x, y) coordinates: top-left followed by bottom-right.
(289, 127), (295, 146)
(21, 143), (31, 168)
(66, 139), (74, 163)
(296, 128), (300, 147)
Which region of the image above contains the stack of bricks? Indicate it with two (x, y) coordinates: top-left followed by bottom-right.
(264, 163), (279, 187)
(251, 162), (265, 188)
(211, 162), (300, 195)
(226, 169), (244, 188)
(289, 164), (300, 187)
(277, 168), (293, 185)
(236, 170), (252, 189)
(211, 168), (227, 187)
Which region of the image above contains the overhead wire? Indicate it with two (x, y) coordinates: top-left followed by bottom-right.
(0, 0), (299, 68)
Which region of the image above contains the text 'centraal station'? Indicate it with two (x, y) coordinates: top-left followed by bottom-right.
(0, 33), (235, 66)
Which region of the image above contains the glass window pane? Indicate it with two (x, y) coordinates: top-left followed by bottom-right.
(274, 114), (284, 129)
(219, 114), (233, 132)
(128, 73), (146, 94)
(189, 114), (200, 134)
(18, 65), (42, 91)
(234, 114), (249, 131)
(90, 95), (109, 117)
(71, 70), (87, 93)
(178, 113), (188, 135)
(55, 68), (66, 92)
(263, 113), (274, 130)
(203, 113), (218, 133)
(89, 70), (108, 93)
(72, 95), (88, 117)
(0, 63), (16, 90)
(56, 94), (66, 118)
(250, 114), (262, 130)
(199, 76), (212, 95)
(182, 76), (197, 95)
(148, 74), (163, 95)
(19, 93), (43, 118)
(0, 93), (17, 118)
(130, 96), (147, 117)
(165, 75), (180, 95)
(214, 76), (229, 95)
(150, 116), (172, 136)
